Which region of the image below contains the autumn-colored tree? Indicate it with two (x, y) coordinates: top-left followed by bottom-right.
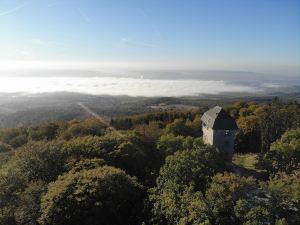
(236, 115), (261, 153)
(135, 122), (163, 143)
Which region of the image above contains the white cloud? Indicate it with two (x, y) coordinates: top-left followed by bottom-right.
(31, 38), (60, 47)
(0, 2), (27, 16)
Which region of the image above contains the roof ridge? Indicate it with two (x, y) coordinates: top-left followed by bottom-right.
(201, 106), (238, 130)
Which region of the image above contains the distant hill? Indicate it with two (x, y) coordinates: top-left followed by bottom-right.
(0, 91), (299, 128)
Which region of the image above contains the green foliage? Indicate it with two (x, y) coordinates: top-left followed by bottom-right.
(8, 134), (28, 149)
(234, 199), (249, 221)
(28, 122), (60, 141)
(39, 166), (144, 225)
(0, 142), (12, 153)
(0, 100), (298, 225)
(236, 115), (261, 153)
(0, 164), (27, 206)
(0, 133), (154, 225)
(111, 109), (203, 131)
(260, 104), (299, 152)
(225, 100), (299, 154)
(233, 154), (258, 170)
(203, 173), (257, 225)
(110, 141), (148, 179)
(150, 145), (226, 224)
(14, 181), (47, 225)
(60, 119), (106, 140)
(11, 141), (67, 182)
(275, 218), (288, 225)
(134, 122), (163, 143)
(0, 161), (28, 225)
(164, 118), (201, 137)
(264, 128), (300, 173)
(64, 134), (161, 182)
(0, 127), (28, 148)
(262, 171), (300, 224)
(0, 118), (107, 149)
(157, 134), (185, 156)
(64, 135), (123, 159)
(243, 206), (272, 225)
(66, 158), (106, 173)
(157, 133), (204, 157)
(110, 118), (133, 130)
(157, 144), (225, 192)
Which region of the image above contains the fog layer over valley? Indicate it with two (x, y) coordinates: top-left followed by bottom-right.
(0, 69), (299, 97)
(0, 69), (299, 128)
(0, 76), (258, 96)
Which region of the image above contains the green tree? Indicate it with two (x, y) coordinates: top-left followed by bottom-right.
(157, 134), (185, 156)
(0, 142), (12, 153)
(61, 119), (106, 140)
(260, 107), (285, 152)
(135, 122), (163, 143)
(109, 141), (149, 179)
(203, 173), (257, 225)
(165, 119), (195, 137)
(236, 115), (261, 153)
(260, 104), (299, 153)
(64, 135), (125, 160)
(264, 128), (300, 173)
(29, 122), (60, 141)
(66, 158), (106, 173)
(14, 181), (47, 225)
(0, 162), (27, 225)
(275, 218), (288, 225)
(262, 171), (300, 224)
(39, 166), (144, 225)
(150, 145), (226, 224)
(244, 206), (271, 225)
(0, 128), (28, 148)
(11, 141), (67, 182)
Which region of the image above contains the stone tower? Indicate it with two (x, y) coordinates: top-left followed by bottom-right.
(201, 106), (238, 161)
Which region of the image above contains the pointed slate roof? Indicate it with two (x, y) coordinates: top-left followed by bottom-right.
(201, 106), (238, 130)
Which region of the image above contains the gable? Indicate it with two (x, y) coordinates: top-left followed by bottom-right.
(201, 106), (238, 130)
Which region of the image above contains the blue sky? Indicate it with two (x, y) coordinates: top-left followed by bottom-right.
(0, 0), (300, 73)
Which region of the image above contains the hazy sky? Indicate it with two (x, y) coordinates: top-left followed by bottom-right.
(0, 0), (300, 73)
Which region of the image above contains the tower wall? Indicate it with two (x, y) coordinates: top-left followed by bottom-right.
(202, 125), (236, 161)
(202, 125), (214, 145)
(213, 129), (236, 161)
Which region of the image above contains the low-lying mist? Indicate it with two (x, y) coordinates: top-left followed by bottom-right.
(0, 69), (299, 97)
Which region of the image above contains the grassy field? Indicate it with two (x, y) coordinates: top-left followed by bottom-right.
(233, 153), (258, 170)
(232, 153), (268, 180)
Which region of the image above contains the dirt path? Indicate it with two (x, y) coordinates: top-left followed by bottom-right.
(231, 163), (268, 180)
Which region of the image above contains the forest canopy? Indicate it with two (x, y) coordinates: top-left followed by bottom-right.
(0, 100), (299, 225)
